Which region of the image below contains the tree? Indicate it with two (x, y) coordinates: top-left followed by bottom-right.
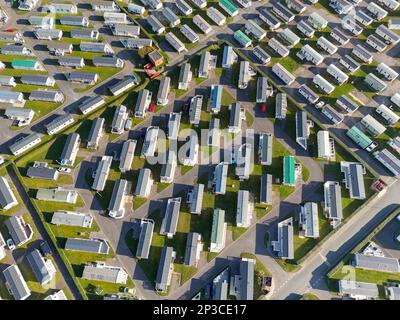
(138, 46), (155, 59)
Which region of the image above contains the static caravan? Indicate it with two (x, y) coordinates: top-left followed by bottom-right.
(165, 32), (186, 53)
(140, 0), (163, 10)
(321, 104), (344, 125)
(330, 28), (350, 45)
(148, 15), (165, 35)
(259, 8), (281, 30)
(234, 30), (252, 48)
(317, 36), (338, 54)
(377, 0), (400, 11)
(298, 84), (319, 104)
(253, 45), (271, 65)
(297, 44), (324, 65)
(308, 12), (328, 30)
(339, 55), (360, 73)
(313, 74), (335, 95)
(103, 12), (128, 25)
(391, 93), (400, 109)
(272, 63), (295, 85)
(190, 0), (207, 9)
(279, 28), (300, 48)
(352, 44), (373, 64)
(285, 0), (306, 13)
(219, 0), (239, 17)
(366, 34), (387, 52)
(236, 0), (252, 8)
(120, 38), (153, 49)
(34, 28), (63, 40)
(268, 38), (290, 57)
(127, 3), (145, 15)
(376, 104), (400, 125)
(354, 9), (374, 27)
(365, 73), (387, 92)
(193, 15), (212, 34)
(377, 62), (398, 81)
(336, 95), (359, 114)
(272, 2), (295, 23)
(207, 7), (226, 26)
(327, 64), (349, 85)
(297, 20), (315, 38)
(181, 25), (199, 43)
(245, 20), (266, 40)
(366, 2), (388, 20)
(176, 0), (193, 16)
(329, 0), (354, 15)
(238, 61), (250, 89)
(376, 24), (400, 44)
(361, 114), (386, 136)
(342, 16), (363, 35)
(389, 18), (400, 30)
(163, 7), (181, 28)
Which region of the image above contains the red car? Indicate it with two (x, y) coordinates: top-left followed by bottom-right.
(149, 103), (156, 112)
(4, 29), (16, 32)
(261, 104), (267, 113)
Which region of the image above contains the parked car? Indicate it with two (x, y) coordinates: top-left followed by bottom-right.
(6, 239), (15, 251)
(315, 101), (325, 109)
(58, 167), (71, 173)
(149, 103), (156, 112)
(261, 104), (267, 113)
(183, 101), (190, 112)
(124, 118), (132, 131)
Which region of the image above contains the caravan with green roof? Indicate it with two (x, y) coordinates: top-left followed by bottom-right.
(11, 59), (41, 71)
(210, 209), (227, 253)
(346, 126), (378, 152)
(219, 0), (238, 16)
(234, 30), (252, 48)
(283, 155), (296, 186)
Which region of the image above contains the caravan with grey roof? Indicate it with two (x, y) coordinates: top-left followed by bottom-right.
(108, 179), (128, 219)
(184, 232), (201, 267)
(92, 56), (124, 68)
(148, 15), (165, 34)
(268, 37), (290, 57)
(6, 215), (34, 247)
(36, 188), (78, 204)
(327, 64), (349, 85)
(111, 105), (128, 135)
(236, 190), (252, 228)
(65, 238), (110, 254)
(92, 156), (113, 192)
(29, 90), (64, 103)
(80, 41), (114, 54)
(59, 56), (85, 68)
(82, 262), (128, 284)
(340, 161), (366, 200)
(134, 89), (152, 118)
(136, 219), (154, 259)
(4, 107), (34, 127)
(178, 63), (192, 90)
(272, 217), (294, 259)
(193, 14), (212, 34)
(323, 181), (343, 228)
(60, 16), (89, 27)
(65, 72), (99, 84)
(3, 265), (31, 300)
(366, 34), (387, 52)
(135, 168), (153, 197)
(119, 139), (136, 173)
(180, 24), (199, 43)
(51, 211), (93, 228)
(155, 246), (175, 292)
(365, 73), (387, 92)
(376, 104), (400, 125)
(79, 96), (105, 115)
(259, 8), (281, 30)
(21, 75), (55, 87)
(71, 29), (99, 40)
(45, 114), (74, 135)
(59, 133), (80, 167)
(157, 77), (171, 106)
(110, 24), (140, 38)
(34, 28), (63, 40)
(299, 202), (319, 239)
(109, 77), (136, 96)
(141, 127), (159, 158)
(0, 177), (18, 211)
(9, 133), (42, 156)
(279, 28), (300, 48)
(160, 197), (181, 239)
(27, 249), (56, 285)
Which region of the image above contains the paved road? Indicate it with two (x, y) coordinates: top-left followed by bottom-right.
(270, 179), (400, 299)
(6, 165), (82, 300)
